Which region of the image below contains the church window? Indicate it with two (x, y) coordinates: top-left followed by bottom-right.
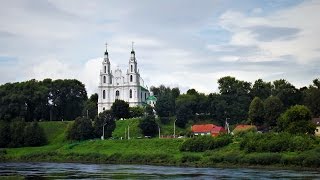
(103, 76), (106, 83)
(103, 90), (106, 99)
(131, 65), (133, 72)
(141, 92), (142, 99)
(116, 90), (120, 99)
(130, 89), (132, 98)
(145, 93), (147, 100)
(103, 107), (105, 111)
(130, 75), (133, 82)
(104, 66), (106, 73)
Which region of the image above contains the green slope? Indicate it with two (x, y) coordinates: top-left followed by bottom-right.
(112, 118), (143, 138)
(39, 121), (71, 144)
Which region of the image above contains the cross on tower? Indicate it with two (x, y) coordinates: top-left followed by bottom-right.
(131, 41), (134, 51)
(105, 42), (108, 50)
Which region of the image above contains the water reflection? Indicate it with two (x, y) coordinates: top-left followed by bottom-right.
(0, 162), (319, 179)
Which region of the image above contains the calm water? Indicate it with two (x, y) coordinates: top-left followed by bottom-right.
(0, 162), (319, 179)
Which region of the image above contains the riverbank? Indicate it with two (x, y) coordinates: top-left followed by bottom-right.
(1, 121), (319, 170)
(1, 138), (320, 171)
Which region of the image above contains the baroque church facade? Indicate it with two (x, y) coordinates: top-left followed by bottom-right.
(98, 44), (150, 114)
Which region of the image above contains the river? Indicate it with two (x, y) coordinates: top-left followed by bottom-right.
(0, 162), (319, 179)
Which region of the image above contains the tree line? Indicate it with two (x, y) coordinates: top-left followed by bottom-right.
(0, 79), (88, 122)
(153, 76), (320, 128)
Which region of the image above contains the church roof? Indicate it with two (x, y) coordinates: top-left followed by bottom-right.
(146, 95), (157, 101)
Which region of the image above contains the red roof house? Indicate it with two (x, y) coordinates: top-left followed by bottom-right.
(191, 124), (226, 137)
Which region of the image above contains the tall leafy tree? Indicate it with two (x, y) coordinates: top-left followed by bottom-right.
(272, 79), (302, 109)
(303, 78), (320, 117)
(94, 110), (115, 139)
(111, 99), (130, 120)
(176, 103), (193, 128)
(83, 93), (98, 120)
(0, 121), (11, 147)
(139, 114), (158, 137)
(264, 96), (283, 127)
(251, 79), (272, 100)
(217, 76), (252, 123)
(248, 97), (265, 126)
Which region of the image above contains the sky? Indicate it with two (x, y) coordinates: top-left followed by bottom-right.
(0, 0), (319, 95)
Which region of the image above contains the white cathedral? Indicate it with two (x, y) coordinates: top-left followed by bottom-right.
(98, 44), (150, 114)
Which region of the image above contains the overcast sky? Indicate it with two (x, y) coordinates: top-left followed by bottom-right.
(0, 0), (319, 95)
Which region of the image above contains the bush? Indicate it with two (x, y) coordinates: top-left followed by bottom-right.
(180, 154), (201, 163)
(23, 122), (47, 147)
(241, 153), (282, 165)
(180, 135), (232, 152)
(67, 117), (94, 141)
(240, 132), (316, 153)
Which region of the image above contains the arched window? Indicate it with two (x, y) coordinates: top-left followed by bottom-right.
(130, 75), (133, 82)
(141, 92), (142, 99)
(103, 107), (105, 111)
(130, 89), (132, 98)
(103, 90), (106, 99)
(103, 76), (106, 83)
(131, 65), (133, 72)
(116, 90), (120, 99)
(145, 93), (147, 100)
(104, 66), (106, 73)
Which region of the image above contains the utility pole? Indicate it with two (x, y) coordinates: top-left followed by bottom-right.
(125, 127), (127, 139)
(174, 119), (177, 138)
(158, 126), (161, 139)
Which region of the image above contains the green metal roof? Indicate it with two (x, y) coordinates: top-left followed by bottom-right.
(146, 95), (157, 101)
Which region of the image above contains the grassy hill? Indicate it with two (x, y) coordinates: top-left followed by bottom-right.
(39, 121), (71, 144)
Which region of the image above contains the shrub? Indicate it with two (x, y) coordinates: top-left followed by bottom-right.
(180, 154), (201, 163)
(67, 117), (94, 141)
(23, 122), (47, 147)
(180, 135), (232, 152)
(240, 132), (316, 153)
(241, 153), (282, 165)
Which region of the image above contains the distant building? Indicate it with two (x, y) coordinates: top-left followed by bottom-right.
(312, 117), (320, 136)
(191, 124), (226, 137)
(98, 43), (150, 113)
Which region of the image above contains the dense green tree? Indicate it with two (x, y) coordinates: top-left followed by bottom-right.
(171, 87), (181, 99)
(9, 119), (26, 147)
(145, 105), (154, 116)
(176, 103), (193, 128)
(93, 110), (115, 139)
(139, 114), (158, 137)
(272, 79), (302, 109)
(83, 93), (98, 120)
(23, 122), (47, 147)
(111, 100), (130, 120)
(129, 106), (144, 118)
(264, 96), (283, 127)
(0, 121), (11, 147)
(303, 78), (320, 117)
(155, 92), (175, 123)
(277, 105), (315, 135)
(217, 76), (252, 123)
(67, 117), (94, 141)
(248, 97), (265, 126)
(251, 79), (272, 100)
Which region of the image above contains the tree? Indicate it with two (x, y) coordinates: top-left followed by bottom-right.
(9, 119), (26, 147)
(217, 76), (252, 123)
(139, 114), (158, 137)
(67, 117), (94, 141)
(145, 105), (154, 116)
(176, 103), (193, 128)
(264, 96), (283, 127)
(129, 106), (144, 118)
(277, 105), (316, 135)
(303, 78), (320, 117)
(23, 122), (47, 147)
(83, 93), (98, 120)
(251, 79), (272, 100)
(155, 92), (175, 123)
(171, 87), (180, 99)
(248, 97), (265, 126)
(111, 100), (130, 120)
(94, 110), (116, 139)
(0, 121), (10, 148)
(272, 79), (302, 109)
